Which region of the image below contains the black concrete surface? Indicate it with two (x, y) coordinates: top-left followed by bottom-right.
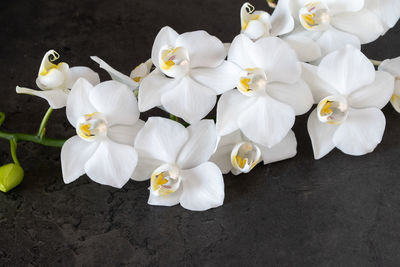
(1, 0), (400, 266)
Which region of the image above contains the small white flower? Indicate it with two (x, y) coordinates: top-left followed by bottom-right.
(138, 26), (240, 124)
(217, 34), (313, 148)
(61, 78), (144, 188)
(132, 117), (224, 211)
(365, 0), (400, 34)
(210, 130), (297, 175)
(378, 57), (400, 112)
(283, 0), (385, 61)
(91, 56), (152, 91)
(16, 50), (100, 109)
(302, 45), (394, 159)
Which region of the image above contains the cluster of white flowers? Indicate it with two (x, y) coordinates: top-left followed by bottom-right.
(15, 0), (400, 211)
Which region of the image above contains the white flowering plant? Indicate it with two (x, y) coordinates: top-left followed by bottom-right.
(0, 0), (399, 212)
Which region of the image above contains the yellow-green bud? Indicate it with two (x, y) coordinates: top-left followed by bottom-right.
(0, 163), (24, 192)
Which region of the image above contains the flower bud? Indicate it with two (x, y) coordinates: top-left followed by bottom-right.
(0, 163), (24, 193)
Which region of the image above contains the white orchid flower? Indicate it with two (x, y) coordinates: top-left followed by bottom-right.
(216, 34), (313, 148)
(16, 50), (100, 109)
(378, 57), (400, 112)
(210, 130), (297, 175)
(240, 1), (321, 62)
(132, 117), (224, 211)
(61, 78), (144, 188)
(281, 0), (385, 61)
(365, 0), (400, 34)
(302, 45), (394, 159)
(91, 56), (152, 91)
(138, 26), (240, 124)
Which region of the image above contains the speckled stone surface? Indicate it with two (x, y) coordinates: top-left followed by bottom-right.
(1, 0), (400, 266)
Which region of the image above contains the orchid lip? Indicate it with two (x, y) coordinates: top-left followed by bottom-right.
(159, 46), (190, 78)
(317, 95), (349, 124)
(76, 112), (108, 142)
(150, 164), (181, 196)
(237, 68), (267, 96)
(299, 1), (331, 32)
(231, 141), (261, 173)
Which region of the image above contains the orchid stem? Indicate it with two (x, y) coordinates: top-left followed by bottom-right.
(37, 107), (53, 139)
(169, 114), (179, 122)
(9, 138), (20, 165)
(0, 111), (65, 148)
(370, 59), (382, 67)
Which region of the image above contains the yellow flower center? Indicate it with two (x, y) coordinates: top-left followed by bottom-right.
(317, 95), (349, 124)
(231, 142), (261, 173)
(76, 112), (108, 142)
(299, 2), (330, 31)
(150, 164), (181, 196)
(237, 68), (267, 96)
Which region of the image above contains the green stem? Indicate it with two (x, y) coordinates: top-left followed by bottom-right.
(169, 114), (179, 122)
(370, 59), (382, 67)
(0, 131), (65, 147)
(0, 112), (5, 127)
(9, 138), (20, 165)
(37, 107), (53, 138)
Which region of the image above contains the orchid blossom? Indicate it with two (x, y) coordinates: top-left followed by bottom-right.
(16, 50), (100, 109)
(278, 0), (385, 61)
(365, 0), (400, 34)
(240, 1), (322, 62)
(211, 130), (297, 175)
(216, 34), (313, 148)
(61, 79), (143, 188)
(378, 57), (400, 112)
(132, 117), (224, 211)
(138, 26), (239, 124)
(302, 45), (394, 159)
(91, 56), (152, 91)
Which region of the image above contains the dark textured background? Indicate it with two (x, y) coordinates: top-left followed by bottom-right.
(1, 0), (400, 266)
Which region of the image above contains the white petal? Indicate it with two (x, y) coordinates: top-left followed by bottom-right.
(307, 109), (338, 159)
(15, 87), (68, 109)
(66, 78), (96, 127)
(89, 80), (139, 126)
(180, 162), (224, 211)
(238, 94), (295, 148)
(37, 65), (67, 89)
(61, 136), (99, 184)
(209, 131), (242, 174)
(175, 30), (226, 68)
(243, 19), (267, 40)
(134, 117), (189, 164)
(266, 79), (313, 115)
(317, 45), (374, 95)
(216, 89), (257, 136)
(161, 76), (217, 124)
(282, 35), (321, 62)
(379, 57), (400, 76)
(325, 0), (365, 14)
(259, 130), (297, 164)
(66, 66), (100, 89)
(316, 28), (361, 60)
(90, 56), (138, 89)
(148, 186), (183, 207)
(348, 71), (394, 109)
(228, 34), (260, 69)
(190, 61), (242, 95)
(333, 108), (386, 156)
(366, 0), (400, 29)
(331, 9), (384, 44)
(84, 139), (138, 188)
(108, 119), (145, 146)
(131, 157), (164, 182)
(151, 26), (179, 69)
(270, 0), (295, 36)
(253, 37), (301, 84)
(138, 69), (178, 112)
(301, 63), (338, 103)
(177, 120), (217, 169)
